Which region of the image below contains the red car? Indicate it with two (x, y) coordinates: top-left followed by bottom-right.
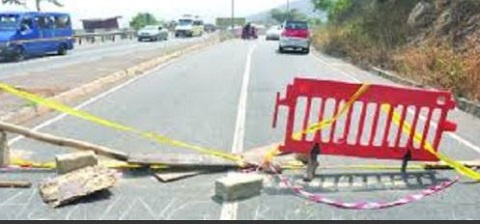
(279, 20), (311, 54)
(241, 24), (258, 40)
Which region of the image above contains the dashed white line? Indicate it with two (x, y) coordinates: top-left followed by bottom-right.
(220, 44), (257, 220)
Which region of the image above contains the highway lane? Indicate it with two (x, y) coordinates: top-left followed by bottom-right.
(0, 34), (210, 80)
(1, 38), (480, 219)
(239, 39), (480, 220)
(1, 39), (253, 220)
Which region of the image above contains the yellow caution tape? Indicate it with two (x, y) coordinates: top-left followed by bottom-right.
(0, 82), (243, 166)
(3, 80), (478, 180)
(263, 146), (281, 165)
(293, 84), (371, 140)
(266, 84), (370, 164)
(381, 104), (480, 181)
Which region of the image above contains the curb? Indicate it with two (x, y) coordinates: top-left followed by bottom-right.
(371, 66), (480, 119)
(1, 35), (222, 125)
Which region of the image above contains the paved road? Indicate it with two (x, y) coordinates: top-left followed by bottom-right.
(1, 38), (480, 220)
(0, 34), (209, 80)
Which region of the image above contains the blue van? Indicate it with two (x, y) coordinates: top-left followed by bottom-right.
(0, 11), (74, 61)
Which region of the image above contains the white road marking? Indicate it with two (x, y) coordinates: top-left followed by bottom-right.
(312, 53), (480, 155)
(7, 54), (181, 146)
(220, 44), (257, 220)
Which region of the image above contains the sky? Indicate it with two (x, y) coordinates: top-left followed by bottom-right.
(0, 0), (292, 28)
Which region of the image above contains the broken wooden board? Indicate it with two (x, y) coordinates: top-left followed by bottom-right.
(0, 131), (9, 166)
(154, 170), (205, 183)
(0, 180), (32, 188)
(424, 160), (480, 170)
(39, 166), (118, 208)
(128, 153), (239, 168)
(0, 121), (128, 161)
(153, 167), (230, 183)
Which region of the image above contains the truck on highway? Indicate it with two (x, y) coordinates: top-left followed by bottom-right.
(0, 11), (74, 61)
(174, 15), (204, 38)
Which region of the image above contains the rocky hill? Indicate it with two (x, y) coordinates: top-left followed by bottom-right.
(407, 0), (480, 47)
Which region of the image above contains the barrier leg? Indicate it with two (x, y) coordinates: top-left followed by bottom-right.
(304, 143), (320, 182)
(401, 149), (412, 176)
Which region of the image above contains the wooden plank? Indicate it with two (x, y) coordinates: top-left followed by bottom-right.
(39, 166), (118, 208)
(0, 180), (31, 188)
(424, 160), (480, 170)
(153, 170), (205, 183)
(128, 153), (239, 168)
(153, 167), (229, 183)
(0, 131), (9, 166)
(0, 121), (128, 161)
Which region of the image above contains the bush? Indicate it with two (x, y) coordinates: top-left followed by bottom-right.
(314, 27), (480, 102)
(395, 38), (480, 101)
(311, 0), (480, 102)
(313, 25), (393, 68)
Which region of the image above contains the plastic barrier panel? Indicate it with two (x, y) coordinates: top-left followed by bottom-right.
(273, 78), (457, 162)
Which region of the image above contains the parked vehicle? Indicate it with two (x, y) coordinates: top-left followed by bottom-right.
(204, 23), (216, 33)
(0, 11), (74, 61)
(266, 25), (281, 41)
(137, 25), (169, 42)
(175, 15), (204, 38)
(278, 20), (311, 54)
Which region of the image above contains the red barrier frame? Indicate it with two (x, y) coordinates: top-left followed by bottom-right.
(273, 78), (457, 163)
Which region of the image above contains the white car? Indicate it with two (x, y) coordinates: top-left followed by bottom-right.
(266, 25), (282, 41)
(137, 25), (169, 42)
(175, 17), (204, 37)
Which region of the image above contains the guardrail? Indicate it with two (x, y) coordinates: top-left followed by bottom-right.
(371, 66), (480, 119)
(73, 30), (137, 45)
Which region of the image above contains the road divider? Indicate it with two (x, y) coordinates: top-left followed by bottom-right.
(73, 29), (137, 45)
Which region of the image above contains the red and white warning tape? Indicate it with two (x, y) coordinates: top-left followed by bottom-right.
(273, 167), (459, 210)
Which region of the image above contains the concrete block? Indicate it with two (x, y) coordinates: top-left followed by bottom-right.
(55, 151), (98, 174)
(215, 174), (264, 201)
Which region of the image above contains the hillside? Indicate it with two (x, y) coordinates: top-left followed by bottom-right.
(247, 0), (326, 23)
(407, 0), (480, 47)
(313, 0), (480, 102)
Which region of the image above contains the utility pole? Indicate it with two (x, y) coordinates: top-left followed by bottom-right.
(286, 0), (290, 20)
(231, 0), (235, 31)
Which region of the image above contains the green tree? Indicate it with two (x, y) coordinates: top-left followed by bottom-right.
(129, 13), (158, 30)
(270, 8), (308, 23)
(1, 0), (63, 11)
(311, 0), (353, 23)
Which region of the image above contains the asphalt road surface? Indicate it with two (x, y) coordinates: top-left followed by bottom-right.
(0, 34), (207, 80)
(1, 38), (480, 220)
